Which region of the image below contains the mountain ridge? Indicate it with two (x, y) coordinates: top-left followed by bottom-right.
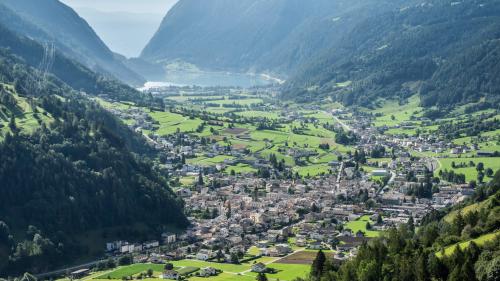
(0, 0), (145, 86)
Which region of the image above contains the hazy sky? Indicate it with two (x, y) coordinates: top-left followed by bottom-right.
(60, 0), (179, 57)
(60, 0), (178, 15)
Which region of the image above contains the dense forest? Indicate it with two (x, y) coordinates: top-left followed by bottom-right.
(285, 0), (500, 109)
(140, 0), (411, 76)
(0, 37), (187, 275)
(297, 171), (500, 281)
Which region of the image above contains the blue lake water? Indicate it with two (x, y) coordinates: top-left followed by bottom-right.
(141, 70), (282, 89)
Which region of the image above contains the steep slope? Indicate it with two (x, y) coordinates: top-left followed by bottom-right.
(0, 37), (187, 276)
(141, 0), (409, 75)
(0, 0), (144, 86)
(0, 22), (161, 108)
(285, 0), (500, 108)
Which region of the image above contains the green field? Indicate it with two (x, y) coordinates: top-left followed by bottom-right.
(437, 157), (500, 182)
(235, 110), (280, 119)
(437, 231), (500, 257)
(91, 258), (312, 281)
(368, 95), (423, 128)
(187, 155), (235, 166)
(95, 264), (167, 279)
(149, 111), (204, 135)
(444, 196), (494, 223)
(344, 215), (380, 238)
(225, 163), (257, 175)
(96, 91), (356, 179)
(245, 263), (311, 280)
(0, 85), (54, 138)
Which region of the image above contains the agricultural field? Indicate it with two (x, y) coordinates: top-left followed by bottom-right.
(225, 163), (257, 175)
(186, 155), (235, 166)
(149, 111), (204, 135)
(452, 129), (500, 153)
(276, 250), (333, 265)
(97, 90), (356, 179)
(344, 215), (380, 238)
(437, 157), (500, 182)
(245, 263), (310, 280)
(95, 264), (167, 279)
(368, 95), (424, 128)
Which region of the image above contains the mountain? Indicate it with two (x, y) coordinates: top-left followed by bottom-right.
(284, 0), (500, 109)
(0, 24), (186, 276)
(0, 23), (147, 104)
(0, 0), (145, 86)
(68, 7), (164, 58)
(140, 0), (408, 76)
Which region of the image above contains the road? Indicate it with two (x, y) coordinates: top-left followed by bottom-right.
(330, 112), (352, 132)
(34, 259), (108, 279)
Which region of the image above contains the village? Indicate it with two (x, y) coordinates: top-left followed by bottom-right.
(71, 85), (497, 281)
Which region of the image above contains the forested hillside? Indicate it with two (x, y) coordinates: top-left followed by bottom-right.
(299, 171), (500, 281)
(0, 23), (162, 108)
(141, 0), (410, 75)
(0, 0), (144, 85)
(285, 0), (500, 109)
(0, 42), (187, 276)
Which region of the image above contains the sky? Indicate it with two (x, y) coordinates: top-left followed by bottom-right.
(60, 0), (178, 15)
(60, 0), (179, 57)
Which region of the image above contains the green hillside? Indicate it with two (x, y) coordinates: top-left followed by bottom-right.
(285, 0), (500, 110)
(0, 40), (186, 276)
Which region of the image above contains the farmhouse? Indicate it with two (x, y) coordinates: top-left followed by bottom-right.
(161, 270), (179, 280)
(199, 267), (217, 277)
(251, 262), (267, 273)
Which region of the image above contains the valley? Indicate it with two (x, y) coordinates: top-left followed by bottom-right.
(71, 83), (498, 281)
(0, 0), (499, 281)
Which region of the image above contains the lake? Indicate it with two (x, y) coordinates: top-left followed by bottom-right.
(139, 69), (283, 90)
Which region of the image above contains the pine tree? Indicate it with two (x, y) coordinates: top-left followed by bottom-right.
(407, 215), (415, 234)
(198, 171), (204, 186)
(256, 273), (268, 281)
(311, 250), (326, 279)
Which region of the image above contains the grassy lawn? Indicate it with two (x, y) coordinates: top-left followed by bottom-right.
(344, 215), (380, 238)
(187, 155), (235, 166)
(93, 259), (314, 281)
(369, 95), (423, 128)
(170, 260), (250, 273)
(177, 266), (200, 275)
(187, 273), (255, 281)
(437, 231), (500, 258)
(235, 110), (280, 119)
(437, 157), (500, 182)
(293, 164), (332, 177)
(95, 264), (166, 279)
(92, 259), (311, 281)
(149, 111), (203, 135)
(444, 196), (494, 223)
(246, 263), (311, 281)
(246, 246), (261, 256)
(0, 86), (54, 139)
(225, 163), (257, 175)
